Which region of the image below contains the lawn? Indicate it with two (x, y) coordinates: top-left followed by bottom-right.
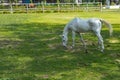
(0, 12), (120, 80)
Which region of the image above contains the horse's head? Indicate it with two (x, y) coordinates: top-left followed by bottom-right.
(62, 34), (68, 48)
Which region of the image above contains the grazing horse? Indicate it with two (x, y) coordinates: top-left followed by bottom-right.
(62, 17), (112, 53)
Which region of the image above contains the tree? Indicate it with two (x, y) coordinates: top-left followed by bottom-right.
(57, 0), (60, 3)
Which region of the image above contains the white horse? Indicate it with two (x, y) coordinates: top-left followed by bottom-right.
(62, 17), (113, 53)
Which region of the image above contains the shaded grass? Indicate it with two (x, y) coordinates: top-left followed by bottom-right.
(0, 12), (120, 80)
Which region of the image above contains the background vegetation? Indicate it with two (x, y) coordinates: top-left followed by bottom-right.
(0, 12), (120, 80)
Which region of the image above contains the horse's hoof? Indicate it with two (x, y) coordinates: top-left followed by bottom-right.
(63, 46), (67, 49)
(70, 46), (74, 49)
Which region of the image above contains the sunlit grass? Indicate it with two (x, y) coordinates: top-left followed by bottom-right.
(0, 12), (120, 80)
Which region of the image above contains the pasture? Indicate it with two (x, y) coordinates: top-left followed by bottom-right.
(0, 12), (120, 80)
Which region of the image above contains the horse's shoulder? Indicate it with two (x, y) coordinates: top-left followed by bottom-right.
(69, 17), (80, 24)
(73, 17), (80, 21)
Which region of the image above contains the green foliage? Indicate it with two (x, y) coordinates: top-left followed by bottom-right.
(57, 0), (60, 3)
(0, 12), (120, 80)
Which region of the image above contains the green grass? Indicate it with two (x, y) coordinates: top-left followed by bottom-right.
(0, 12), (120, 80)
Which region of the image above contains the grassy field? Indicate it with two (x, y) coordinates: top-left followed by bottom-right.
(0, 12), (120, 80)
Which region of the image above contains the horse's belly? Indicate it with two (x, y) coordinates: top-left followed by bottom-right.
(76, 25), (90, 32)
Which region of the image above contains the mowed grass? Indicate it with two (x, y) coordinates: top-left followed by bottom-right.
(0, 12), (120, 80)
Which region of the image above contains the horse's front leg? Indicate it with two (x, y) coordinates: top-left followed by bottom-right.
(71, 31), (75, 49)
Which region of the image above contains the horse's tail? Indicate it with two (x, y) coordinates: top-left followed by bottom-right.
(100, 19), (113, 36)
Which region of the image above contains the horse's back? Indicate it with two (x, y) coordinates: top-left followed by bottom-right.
(67, 18), (101, 32)
(76, 18), (91, 32)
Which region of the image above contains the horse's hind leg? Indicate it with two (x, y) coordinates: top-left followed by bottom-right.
(95, 32), (104, 53)
(79, 33), (88, 53)
(98, 39), (101, 50)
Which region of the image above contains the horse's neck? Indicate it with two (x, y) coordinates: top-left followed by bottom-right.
(63, 26), (69, 36)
